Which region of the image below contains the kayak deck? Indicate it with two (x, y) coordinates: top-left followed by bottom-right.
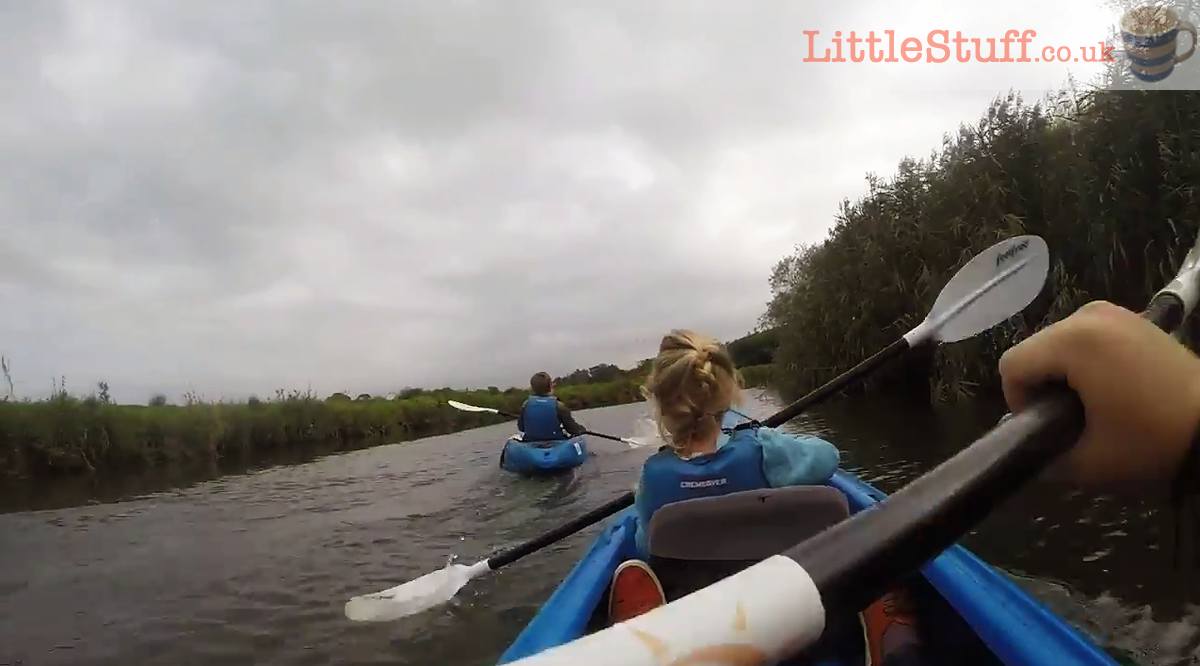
(499, 434), (589, 475)
(496, 469), (1118, 665)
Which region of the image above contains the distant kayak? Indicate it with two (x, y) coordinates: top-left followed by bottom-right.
(495, 410), (1119, 666)
(499, 434), (589, 475)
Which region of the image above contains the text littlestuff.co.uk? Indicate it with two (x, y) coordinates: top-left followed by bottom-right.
(802, 30), (1116, 64)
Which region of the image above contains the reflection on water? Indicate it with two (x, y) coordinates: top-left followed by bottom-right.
(1, 392), (1198, 665)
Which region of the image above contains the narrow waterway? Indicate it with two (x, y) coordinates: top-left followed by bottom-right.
(0, 390), (1195, 665)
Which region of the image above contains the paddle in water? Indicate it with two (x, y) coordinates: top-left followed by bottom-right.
(495, 232), (1200, 665)
(344, 493), (638, 622)
(446, 399), (645, 447)
(344, 235), (1051, 623)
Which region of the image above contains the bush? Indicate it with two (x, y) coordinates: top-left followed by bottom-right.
(763, 90), (1200, 402)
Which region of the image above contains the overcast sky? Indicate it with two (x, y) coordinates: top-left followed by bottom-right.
(0, 0), (1138, 403)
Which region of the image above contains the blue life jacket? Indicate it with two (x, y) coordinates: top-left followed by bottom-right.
(521, 395), (566, 441)
(637, 424), (770, 531)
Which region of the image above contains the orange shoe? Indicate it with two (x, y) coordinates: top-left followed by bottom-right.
(863, 587), (921, 666)
(608, 559), (665, 624)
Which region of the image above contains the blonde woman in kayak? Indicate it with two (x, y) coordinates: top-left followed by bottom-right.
(611, 329), (929, 666)
(628, 329), (841, 561)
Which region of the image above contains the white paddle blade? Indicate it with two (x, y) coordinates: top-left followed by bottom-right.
(344, 560), (489, 622)
(447, 400), (499, 414)
(907, 235), (1050, 345)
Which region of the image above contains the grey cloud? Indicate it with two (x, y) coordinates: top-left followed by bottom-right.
(0, 0), (1104, 403)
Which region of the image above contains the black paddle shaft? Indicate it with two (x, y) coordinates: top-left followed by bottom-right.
(584, 430), (630, 444)
(763, 338), (910, 428)
(785, 291), (1187, 620)
(489, 492), (637, 569)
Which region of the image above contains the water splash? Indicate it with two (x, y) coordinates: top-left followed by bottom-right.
(628, 415), (666, 449)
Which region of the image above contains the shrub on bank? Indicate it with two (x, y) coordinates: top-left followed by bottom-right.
(738, 364), (773, 389)
(763, 90), (1200, 402)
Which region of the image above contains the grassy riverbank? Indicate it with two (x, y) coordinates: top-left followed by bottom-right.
(0, 380), (645, 479)
(0, 357), (775, 479)
(763, 90), (1200, 402)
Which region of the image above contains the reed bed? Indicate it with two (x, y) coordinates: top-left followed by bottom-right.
(764, 90), (1200, 402)
(0, 381), (643, 479)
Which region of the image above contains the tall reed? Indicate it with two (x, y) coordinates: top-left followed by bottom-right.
(0, 381), (643, 478)
(763, 90), (1200, 402)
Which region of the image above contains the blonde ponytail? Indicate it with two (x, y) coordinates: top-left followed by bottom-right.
(641, 329), (742, 454)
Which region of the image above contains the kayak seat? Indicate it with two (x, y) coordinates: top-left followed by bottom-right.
(648, 485), (850, 563)
(647, 485), (868, 666)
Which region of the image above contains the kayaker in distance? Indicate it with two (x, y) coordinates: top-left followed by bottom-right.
(516, 372), (588, 445)
(612, 329), (930, 666)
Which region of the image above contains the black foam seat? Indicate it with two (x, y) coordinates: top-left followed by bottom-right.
(647, 486), (866, 666)
(648, 485), (851, 561)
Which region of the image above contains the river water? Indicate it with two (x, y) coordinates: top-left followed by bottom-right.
(1, 389), (1197, 665)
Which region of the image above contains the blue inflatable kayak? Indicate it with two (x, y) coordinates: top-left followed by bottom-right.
(500, 434), (589, 475)
(496, 425), (1119, 665)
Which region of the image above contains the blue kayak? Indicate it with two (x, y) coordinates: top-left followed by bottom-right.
(500, 434), (589, 475)
(496, 422), (1119, 665)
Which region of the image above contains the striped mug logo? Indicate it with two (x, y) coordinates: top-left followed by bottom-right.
(1120, 6), (1197, 82)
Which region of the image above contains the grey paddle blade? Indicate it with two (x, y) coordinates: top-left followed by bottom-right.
(906, 235), (1050, 345)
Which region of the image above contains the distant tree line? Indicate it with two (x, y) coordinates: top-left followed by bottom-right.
(552, 363), (632, 386)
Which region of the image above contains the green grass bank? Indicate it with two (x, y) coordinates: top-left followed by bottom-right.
(0, 359), (773, 480)
(0, 381), (646, 479)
